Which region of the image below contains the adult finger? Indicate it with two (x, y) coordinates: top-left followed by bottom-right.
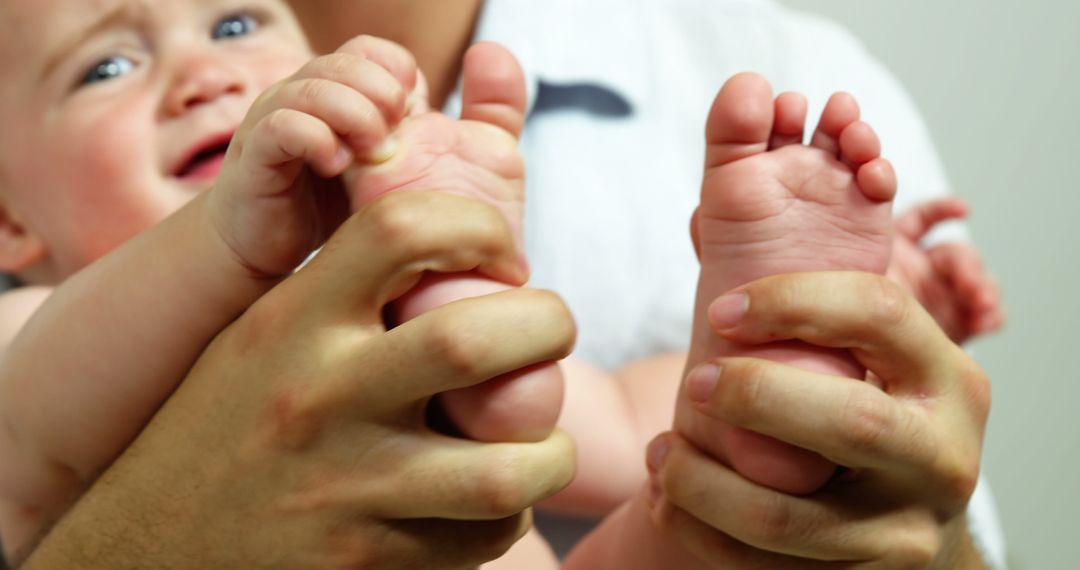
(651, 434), (941, 565)
(708, 272), (965, 392)
(360, 430), (577, 521)
(680, 358), (985, 514)
(683, 358), (940, 474)
(284, 192), (527, 327)
(326, 287), (575, 412)
(654, 502), (834, 569)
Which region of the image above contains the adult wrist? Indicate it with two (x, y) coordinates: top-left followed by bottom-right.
(929, 516), (989, 570)
(18, 434), (206, 569)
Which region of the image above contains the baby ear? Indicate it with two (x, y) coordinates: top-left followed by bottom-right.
(0, 202), (46, 273)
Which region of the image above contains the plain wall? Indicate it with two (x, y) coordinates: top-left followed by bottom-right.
(774, 1), (1080, 568)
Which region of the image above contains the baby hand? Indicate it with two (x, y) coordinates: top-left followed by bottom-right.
(208, 36), (425, 278)
(887, 197), (1004, 344)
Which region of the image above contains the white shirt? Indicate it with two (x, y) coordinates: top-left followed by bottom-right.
(450, 0), (1006, 567)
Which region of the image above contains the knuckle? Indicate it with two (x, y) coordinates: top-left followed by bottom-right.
(386, 83), (408, 115)
(470, 452), (533, 518)
(441, 201), (512, 264)
(296, 78), (329, 107)
(361, 195), (424, 247)
(463, 198), (509, 235)
(261, 385), (327, 451)
(888, 522), (941, 569)
(766, 275), (814, 326)
(349, 87), (384, 123)
(349, 97), (384, 133)
(783, 297), (816, 328)
(935, 453), (981, 507)
(957, 355), (992, 419)
(228, 292), (300, 354)
(742, 491), (796, 544)
(262, 108), (298, 139)
(347, 34), (415, 65)
(318, 52), (359, 78)
(716, 359), (768, 424)
(359, 195), (509, 267)
(358, 58), (406, 104)
(865, 277), (911, 330)
(339, 34), (382, 55)
(423, 312), (488, 377)
(840, 390), (894, 453)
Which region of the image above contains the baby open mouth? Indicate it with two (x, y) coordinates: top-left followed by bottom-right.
(176, 141), (230, 181)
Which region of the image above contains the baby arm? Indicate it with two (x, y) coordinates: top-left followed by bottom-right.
(0, 36), (418, 557)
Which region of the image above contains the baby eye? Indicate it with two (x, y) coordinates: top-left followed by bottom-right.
(79, 56), (136, 86)
(212, 13), (259, 40)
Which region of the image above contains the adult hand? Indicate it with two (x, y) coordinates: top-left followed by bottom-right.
(649, 271), (990, 568)
(19, 192), (576, 570)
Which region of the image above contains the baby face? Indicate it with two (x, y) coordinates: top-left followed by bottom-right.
(0, 0), (314, 280)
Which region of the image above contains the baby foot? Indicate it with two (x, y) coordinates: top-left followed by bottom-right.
(676, 73), (897, 494)
(349, 43), (564, 444)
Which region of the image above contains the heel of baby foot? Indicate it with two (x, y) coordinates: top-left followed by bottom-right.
(441, 362), (565, 443)
(727, 428), (837, 494)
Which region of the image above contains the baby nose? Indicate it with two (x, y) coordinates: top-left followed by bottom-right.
(163, 54), (246, 116)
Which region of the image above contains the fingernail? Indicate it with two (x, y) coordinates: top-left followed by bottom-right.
(404, 92), (424, 116)
(709, 292), (748, 329)
(646, 435), (671, 473)
(332, 146), (354, 170)
(647, 475), (662, 507)
(367, 138), (397, 163)
(518, 256), (532, 282)
(687, 363), (722, 403)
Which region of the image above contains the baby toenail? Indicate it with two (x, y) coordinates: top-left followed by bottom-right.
(646, 435), (672, 473)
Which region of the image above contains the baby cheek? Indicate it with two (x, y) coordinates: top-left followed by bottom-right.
(58, 126), (169, 266)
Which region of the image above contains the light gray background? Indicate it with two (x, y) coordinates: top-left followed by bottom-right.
(774, 1), (1080, 568)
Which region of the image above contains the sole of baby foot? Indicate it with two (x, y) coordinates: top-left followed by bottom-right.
(677, 72), (897, 494)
